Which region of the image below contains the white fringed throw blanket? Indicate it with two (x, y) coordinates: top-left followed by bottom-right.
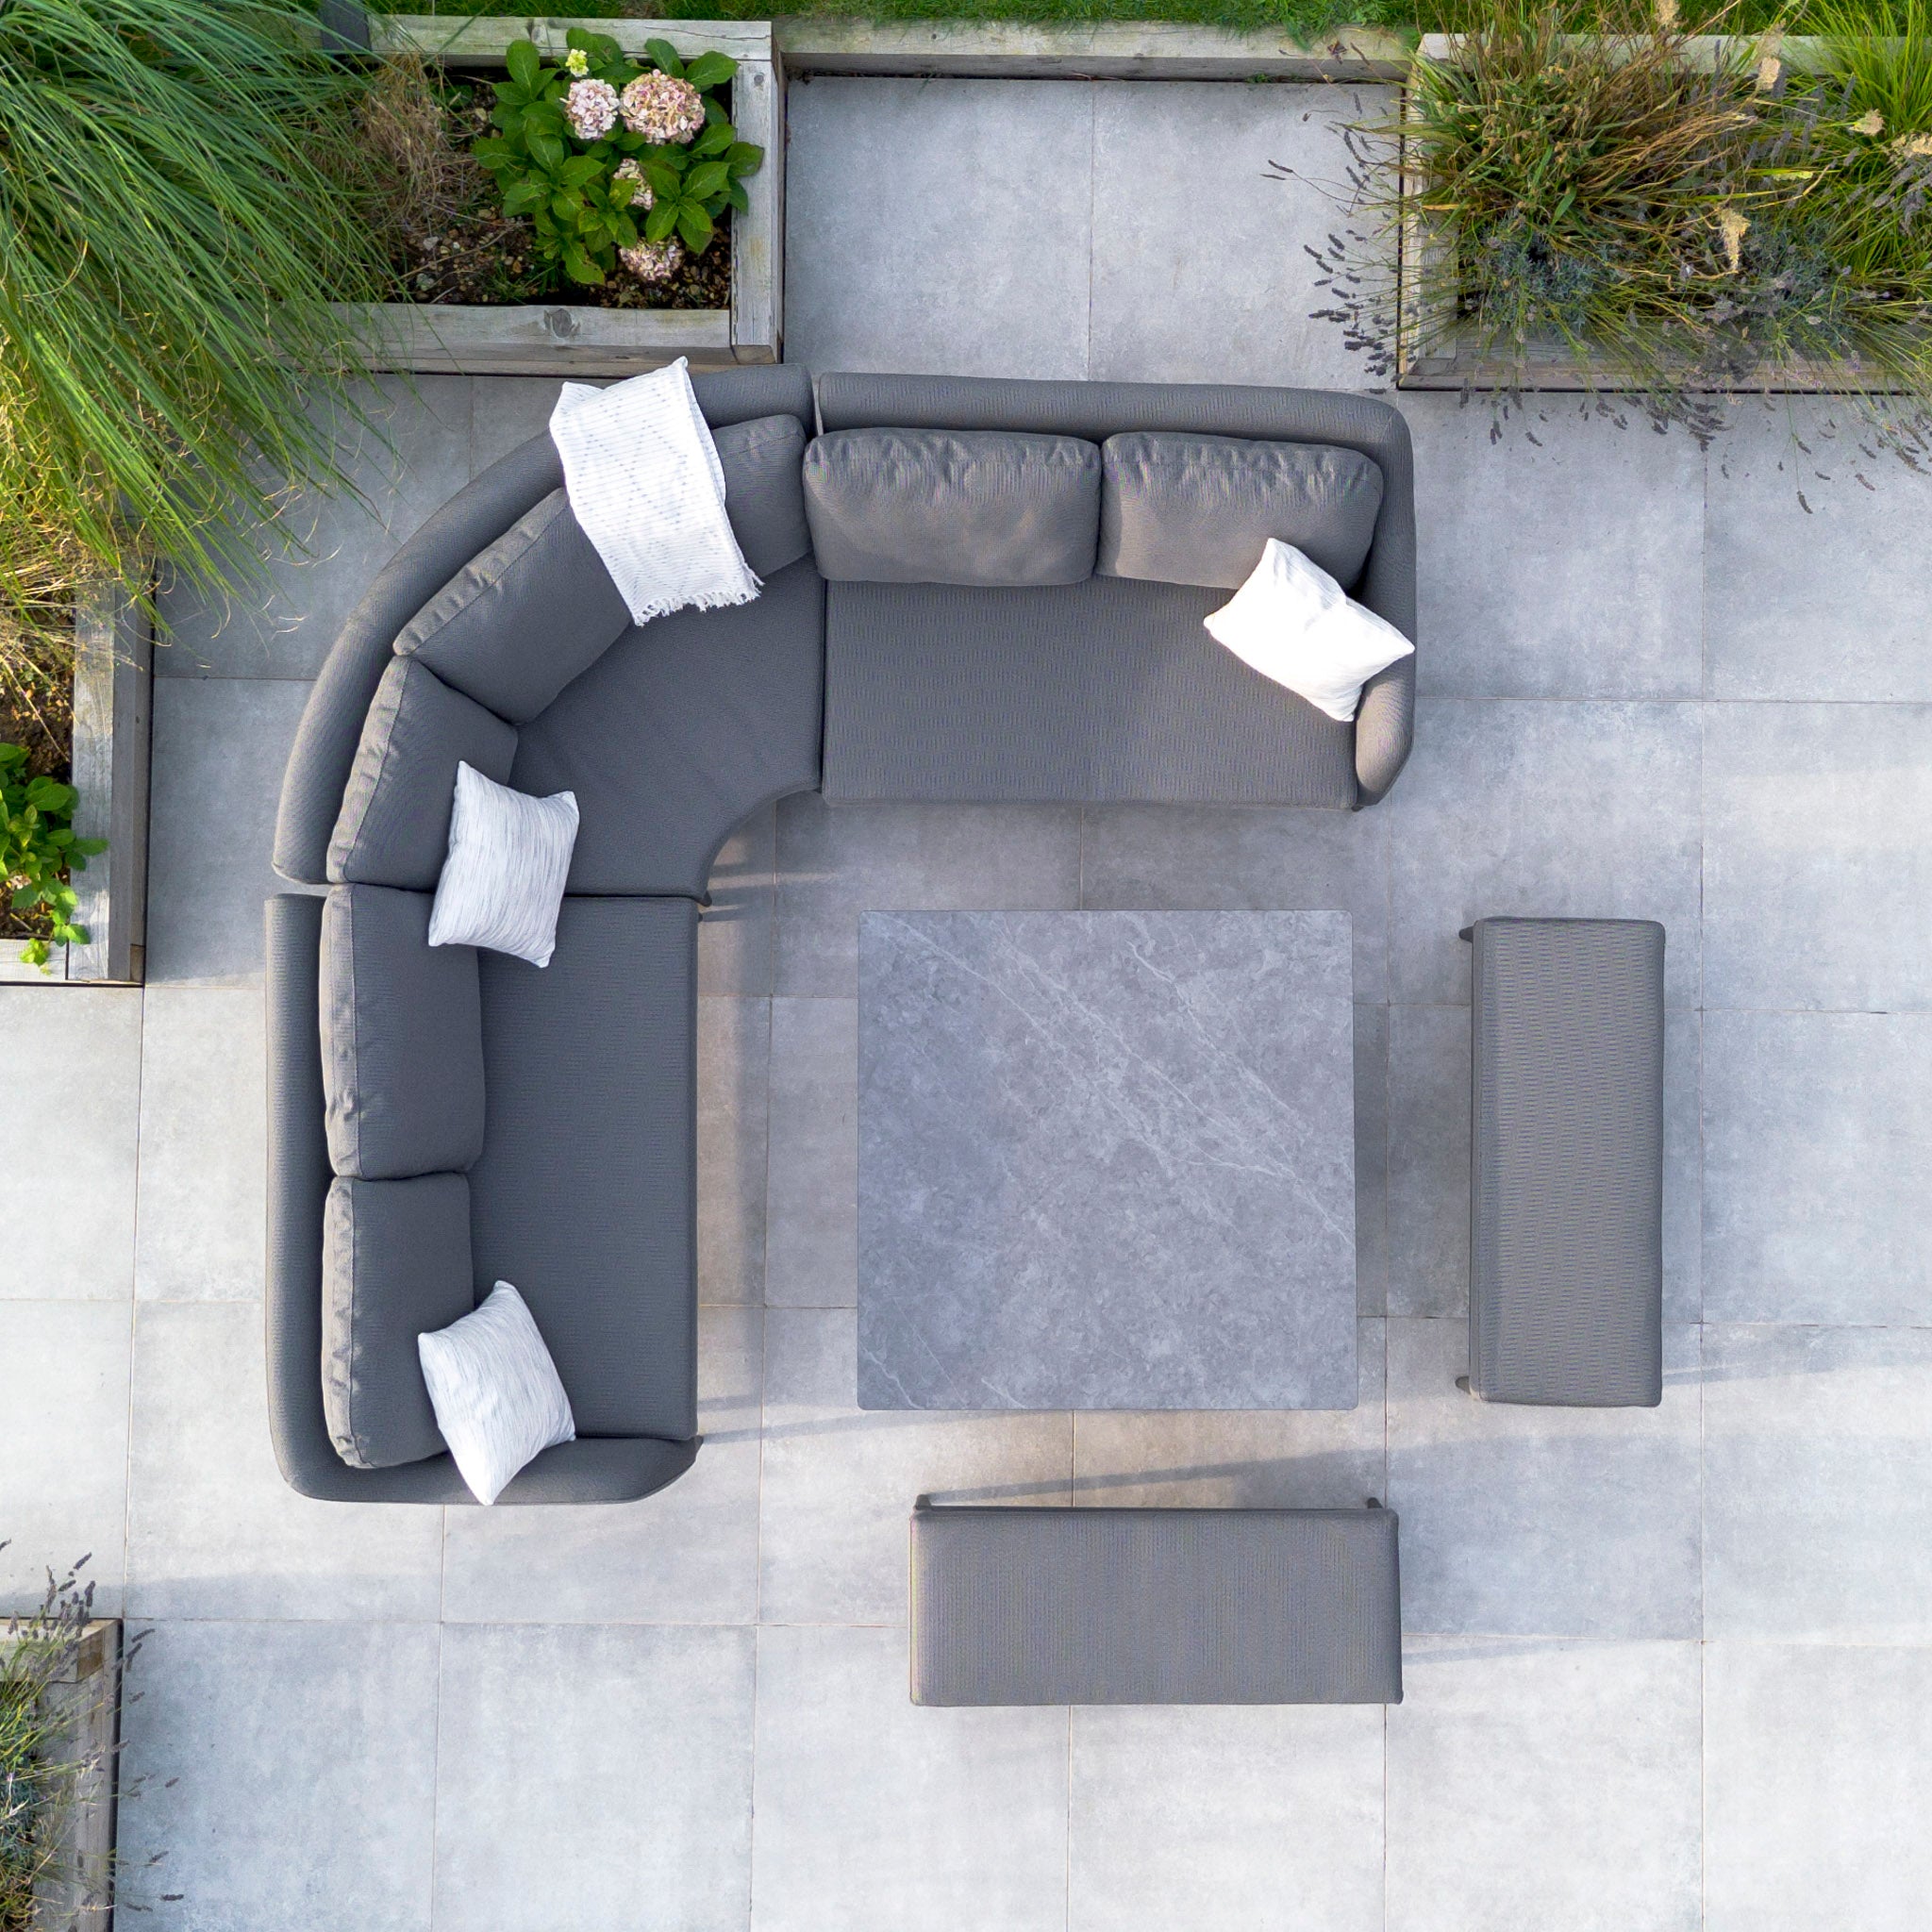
(548, 358), (760, 625)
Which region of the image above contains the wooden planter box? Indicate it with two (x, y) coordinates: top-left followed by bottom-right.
(346, 15), (782, 375)
(0, 586), (152, 987)
(1, 1619), (122, 1930)
(1396, 32), (1905, 393)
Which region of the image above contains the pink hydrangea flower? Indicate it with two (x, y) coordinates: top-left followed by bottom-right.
(612, 157), (654, 211)
(620, 72), (706, 144)
(620, 238), (684, 283)
(563, 77), (620, 142)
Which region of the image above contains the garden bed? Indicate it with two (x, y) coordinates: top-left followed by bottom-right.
(344, 14), (782, 374)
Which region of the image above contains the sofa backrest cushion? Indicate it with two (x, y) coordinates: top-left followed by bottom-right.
(803, 428), (1101, 587)
(394, 490), (632, 724)
(715, 413), (812, 576)
(320, 884), (487, 1179)
(1097, 433), (1384, 592)
(327, 658), (517, 889)
(323, 1172), (477, 1469)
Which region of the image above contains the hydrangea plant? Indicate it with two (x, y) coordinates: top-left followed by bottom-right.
(472, 29), (763, 289)
(0, 744), (104, 973)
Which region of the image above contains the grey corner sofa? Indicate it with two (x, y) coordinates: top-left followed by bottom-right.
(266, 366), (1418, 1505)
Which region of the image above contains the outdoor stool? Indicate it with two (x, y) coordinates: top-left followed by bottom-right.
(908, 1502), (1402, 1706)
(1462, 915), (1665, 1407)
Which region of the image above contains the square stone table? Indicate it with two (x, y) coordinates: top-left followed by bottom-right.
(857, 909), (1357, 1411)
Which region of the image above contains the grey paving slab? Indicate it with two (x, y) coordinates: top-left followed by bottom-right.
(1089, 81), (1390, 391)
(145, 676), (316, 986)
(157, 376), (472, 680)
(1071, 1702), (1384, 1932)
(1387, 1002), (1701, 1321)
(1705, 1641), (1932, 1932)
(0, 1301), (129, 1616)
(858, 909), (1357, 1410)
(1402, 393), (1707, 700)
(1069, 1319), (1386, 1509)
(125, 1300), (443, 1621)
(1387, 698), (1705, 1008)
(774, 793), (1084, 998)
(469, 373), (566, 475)
(1706, 399), (1932, 700)
(783, 76), (1094, 380)
(701, 802), (778, 997)
(135, 987), (266, 1302)
(440, 1305), (762, 1626)
(698, 1000), (770, 1307)
(434, 1624), (755, 1932)
(758, 1307), (1070, 1625)
(1387, 1637), (1703, 1932)
(1703, 1323), (1932, 1643)
(1077, 800), (1391, 1001)
(1386, 1317), (1702, 1638)
(1704, 699), (1932, 1013)
(0, 987), (140, 1299)
(117, 1619), (438, 1932)
(751, 1623), (1069, 1932)
(1703, 1008), (1932, 1324)
(1353, 1001), (1390, 1315)
(763, 996), (857, 1308)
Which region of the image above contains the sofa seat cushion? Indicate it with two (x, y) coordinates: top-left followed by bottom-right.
(1099, 433), (1385, 592)
(323, 1172), (476, 1469)
(327, 658), (517, 888)
(470, 895), (699, 1440)
(321, 885), (486, 1178)
(510, 555), (825, 898)
(804, 428), (1101, 587)
(822, 575), (1358, 807)
(395, 490), (633, 724)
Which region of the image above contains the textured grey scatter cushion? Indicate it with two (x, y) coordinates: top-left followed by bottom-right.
(326, 658), (517, 889)
(715, 413), (811, 577)
(804, 428), (1101, 587)
(322, 1171), (476, 1469)
(394, 490), (631, 724)
(1099, 433), (1385, 591)
(320, 884), (486, 1179)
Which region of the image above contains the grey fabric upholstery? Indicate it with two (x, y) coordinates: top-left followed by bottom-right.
(265, 893), (701, 1504)
(471, 895), (699, 1441)
(1098, 432), (1384, 591)
(715, 413), (812, 577)
(816, 373), (1417, 805)
(804, 428), (1102, 587)
(319, 885), (485, 1179)
(321, 1172), (475, 1468)
(909, 1505), (1403, 1706)
(823, 575), (1357, 806)
(395, 489), (631, 724)
(511, 555), (824, 898)
(274, 363), (816, 885)
(1468, 916), (1666, 1407)
(326, 658), (516, 889)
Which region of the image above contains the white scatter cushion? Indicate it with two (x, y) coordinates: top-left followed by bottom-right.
(1203, 538), (1414, 723)
(417, 1282), (575, 1505)
(427, 760), (578, 967)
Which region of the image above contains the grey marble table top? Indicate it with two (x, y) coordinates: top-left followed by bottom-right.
(857, 909), (1357, 1412)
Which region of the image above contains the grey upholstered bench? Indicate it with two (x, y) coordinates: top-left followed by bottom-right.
(1463, 916), (1666, 1407)
(908, 1503), (1402, 1706)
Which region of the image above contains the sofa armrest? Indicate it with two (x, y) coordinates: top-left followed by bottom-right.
(1354, 652), (1414, 808)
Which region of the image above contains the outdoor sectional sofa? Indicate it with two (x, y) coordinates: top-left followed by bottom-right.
(265, 364), (1418, 1504)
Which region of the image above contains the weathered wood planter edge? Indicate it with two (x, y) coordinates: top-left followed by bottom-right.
(0, 1618), (122, 1930)
(1397, 31), (1913, 394)
(0, 587), (152, 988)
(339, 15), (782, 376)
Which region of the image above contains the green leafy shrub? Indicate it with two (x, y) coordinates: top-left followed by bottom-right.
(0, 0), (397, 625)
(0, 745), (105, 973)
(472, 29), (763, 288)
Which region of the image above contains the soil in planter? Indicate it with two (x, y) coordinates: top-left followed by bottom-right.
(358, 54), (732, 313)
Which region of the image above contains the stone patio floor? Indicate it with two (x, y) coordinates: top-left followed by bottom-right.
(4, 76), (1931, 1932)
